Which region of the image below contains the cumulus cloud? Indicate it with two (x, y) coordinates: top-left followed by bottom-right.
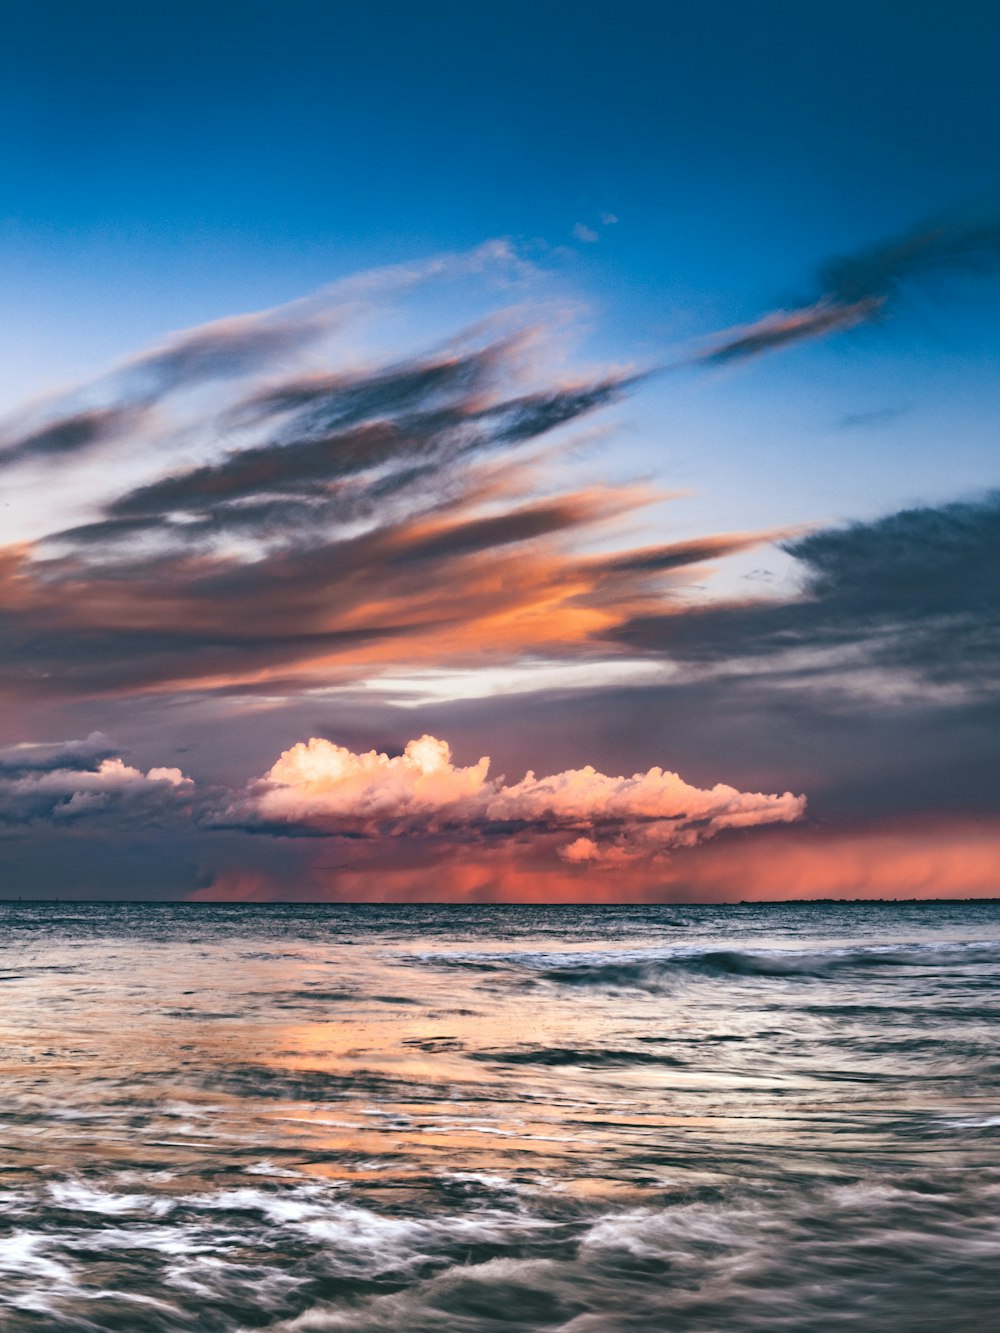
(694, 211), (1000, 366)
(213, 733), (805, 861)
(0, 740), (193, 828)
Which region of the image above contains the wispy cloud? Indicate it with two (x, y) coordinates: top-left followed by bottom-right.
(0, 238), (535, 473)
(0, 252), (768, 701)
(6, 218), (990, 714)
(693, 212), (1000, 366)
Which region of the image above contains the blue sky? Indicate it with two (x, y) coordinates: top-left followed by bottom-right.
(1, 1), (999, 899)
(3, 2), (998, 531)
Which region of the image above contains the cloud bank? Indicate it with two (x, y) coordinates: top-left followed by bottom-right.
(214, 733), (805, 861)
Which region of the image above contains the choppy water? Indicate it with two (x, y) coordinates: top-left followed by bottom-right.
(1, 901), (1000, 1330)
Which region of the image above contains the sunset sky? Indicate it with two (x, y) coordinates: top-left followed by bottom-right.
(2, 0), (999, 901)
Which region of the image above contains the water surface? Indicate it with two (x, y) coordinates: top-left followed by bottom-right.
(1, 901), (999, 1330)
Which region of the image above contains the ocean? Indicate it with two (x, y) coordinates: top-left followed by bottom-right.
(1, 900), (998, 1330)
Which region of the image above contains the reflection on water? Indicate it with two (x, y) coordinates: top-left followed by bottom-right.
(1, 901), (999, 1329)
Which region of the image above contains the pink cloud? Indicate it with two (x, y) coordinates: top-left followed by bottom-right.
(215, 732), (805, 861)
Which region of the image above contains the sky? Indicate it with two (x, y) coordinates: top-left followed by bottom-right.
(1, 0), (999, 901)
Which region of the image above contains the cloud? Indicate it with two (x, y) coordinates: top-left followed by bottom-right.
(573, 223), (599, 243)
(0, 406), (147, 472)
(102, 346), (635, 529)
(696, 297), (880, 365)
(0, 731), (116, 775)
(213, 732), (805, 861)
(0, 306), (332, 476)
(121, 312), (332, 400)
(694, 212), (1000, 366)
(0, 480), (764, 698)
(0, 739), (192, 828)
(611, 490), (1000, 698)
(0, 281), (765, 700)
(19, 212), (993, 710)
(0, 238), (534, 473)
(185, 809), (1000, 904)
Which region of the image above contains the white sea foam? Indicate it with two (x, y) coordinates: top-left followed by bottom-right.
(48, 1179), (176, 1216)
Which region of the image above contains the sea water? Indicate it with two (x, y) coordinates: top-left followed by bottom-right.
(0, 900), (998, 1330)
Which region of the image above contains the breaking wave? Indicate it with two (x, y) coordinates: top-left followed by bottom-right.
(420, 939), (1000, 990)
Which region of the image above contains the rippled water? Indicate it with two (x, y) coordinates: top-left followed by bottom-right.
(1, 901), (999, 1330)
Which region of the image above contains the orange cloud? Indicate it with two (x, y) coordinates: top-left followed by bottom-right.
(1, 479), (777, 701)
(212, 732), (805, 862)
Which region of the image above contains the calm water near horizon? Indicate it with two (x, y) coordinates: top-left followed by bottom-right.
(1, 900), (999, 1330)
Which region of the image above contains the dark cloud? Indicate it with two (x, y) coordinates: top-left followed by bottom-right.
(819, 216), (1000, 305)
(837, 407), (907, 431)
(397, 497), (598, 564)
(0, 738), (192, 829)
(0, 731), (116, 775)
(235, 342), (506, 433)
(106, 349), (633, 536)
(49, 516), (167, 546)
(611, 491), (1000, 692)
(695, 212), (1000, 366)
(106, 420), (436, 518)
(599, 533), (770, 574)
(0, 405), (145, 470)
(0, 291), (346, 476)
(698, 297), (879, 366)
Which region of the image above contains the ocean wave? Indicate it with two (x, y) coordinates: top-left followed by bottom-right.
(4, 1165), (1000, 1330)
(468, 1046), (688, 1068)
(0, 1174), (561, 1329)
(261, 1174), (1000, 1332)
(416, 940), (1000, 991)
